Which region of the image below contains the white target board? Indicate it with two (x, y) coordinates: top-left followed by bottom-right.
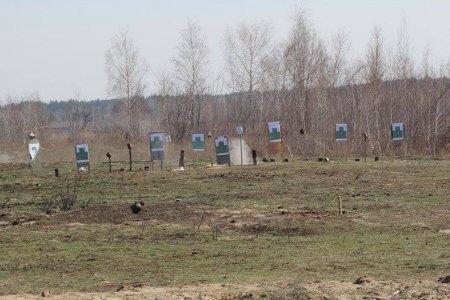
(29, 142), (40, 161)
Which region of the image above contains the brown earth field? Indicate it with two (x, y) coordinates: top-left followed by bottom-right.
(0, 158), (449, 299)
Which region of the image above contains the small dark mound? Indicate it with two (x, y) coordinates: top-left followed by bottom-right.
(130, 201), (144, 215)
(354, 276), (373, 285)
(438, 275), (450, 284)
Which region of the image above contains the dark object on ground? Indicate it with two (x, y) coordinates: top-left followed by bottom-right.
(262, 157), (269, 163)
(131, 201), (144, 214)
(354, 276), (373, 285)
(41, 290), (50, 297)
(144, 166), (150, 171)
(270, 158), (275, 162)
(300, 129), (305, 135)
(318, 158), (323, 162)
(375, 156), (380, 161)
(438, 275), (450, 284)
(355, 158), (360, 161)
(283, 159), (289, 162)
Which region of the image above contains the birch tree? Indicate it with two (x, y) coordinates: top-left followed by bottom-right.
(105, 30), (148, 140)
(173, 21), (210, 133)
(224, 20), (272, 130)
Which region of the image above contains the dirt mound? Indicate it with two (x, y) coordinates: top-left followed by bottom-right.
(438, 275), (450, 284)
(41, 201), (212, 226)
(353, 276), (374, 285)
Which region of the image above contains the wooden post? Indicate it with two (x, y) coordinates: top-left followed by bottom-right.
(54, 168), (59, 178)
(179, 150), (185, 169)
(106, 152), (112, 173)
(363, 133), (367, 162)
(338, 196), (343, 215)
(252, 150), (257, 165)
(127, 143), (132, 171)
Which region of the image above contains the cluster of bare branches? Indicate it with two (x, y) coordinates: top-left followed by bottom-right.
(151, 13), (449, 157)
(0, 93), (51, 143)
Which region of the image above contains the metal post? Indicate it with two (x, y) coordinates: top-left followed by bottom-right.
(240, 135), (243, 166)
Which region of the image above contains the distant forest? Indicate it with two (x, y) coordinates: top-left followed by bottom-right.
(1, 77), (449, 158)
(1, 12), (449, 158)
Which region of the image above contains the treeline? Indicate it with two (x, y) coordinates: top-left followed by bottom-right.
(0, 12), (449, 157)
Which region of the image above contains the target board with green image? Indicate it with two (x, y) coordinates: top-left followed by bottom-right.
(192, 133), (205, 152)
(336, 124), (348, 141)
(268, 121), (282, 142)
(149, 132), (165, 161)
(215, 136), (230, 165)
(391, 123), (405, 141)
(75, 144), (89, 163)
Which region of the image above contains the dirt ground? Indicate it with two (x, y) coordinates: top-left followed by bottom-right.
(1, 160), (449, 299)
(1, 280), (449, 300)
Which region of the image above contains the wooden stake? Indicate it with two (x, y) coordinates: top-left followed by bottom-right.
(127, 143), (132, 171)
(338, 196), (343, 215)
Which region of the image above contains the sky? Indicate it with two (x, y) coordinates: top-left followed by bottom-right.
(1, 0), (449, 103)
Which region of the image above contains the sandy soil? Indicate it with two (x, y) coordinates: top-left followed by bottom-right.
(1, 280), (449, 300)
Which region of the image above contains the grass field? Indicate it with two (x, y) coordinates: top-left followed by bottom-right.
(0, 159), (449, 299)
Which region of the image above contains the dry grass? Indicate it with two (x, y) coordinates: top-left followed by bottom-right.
(0, 159), (449, 298)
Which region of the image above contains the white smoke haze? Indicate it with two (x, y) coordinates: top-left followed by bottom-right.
(0, 152), (14, 163)
(229, 138), (252, 165)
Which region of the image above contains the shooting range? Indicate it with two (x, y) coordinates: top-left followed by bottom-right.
(214, 136), (230, 165)
(75, 144), (90, 173)
(391, 123), (405, 141)
(336, 124), (348, 142)
(268, 121), (283, 155)
(150, 132), (165, 170)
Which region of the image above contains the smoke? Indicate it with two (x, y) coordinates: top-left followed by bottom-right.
(229, 138), (252, 165)
(0, 153), (14, 163)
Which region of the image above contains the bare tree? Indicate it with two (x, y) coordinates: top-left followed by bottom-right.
(105, 30), (148, 140)
(65, 93), (93, 142)
(282, 11), (324, 154)
(173, 21), (210, 133)
(155, 69), (177, 138)
(363, 27), (385, 155)
(224, 20), (272, 130)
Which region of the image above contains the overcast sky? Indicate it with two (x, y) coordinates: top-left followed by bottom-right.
(1, 0), (449, 103)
